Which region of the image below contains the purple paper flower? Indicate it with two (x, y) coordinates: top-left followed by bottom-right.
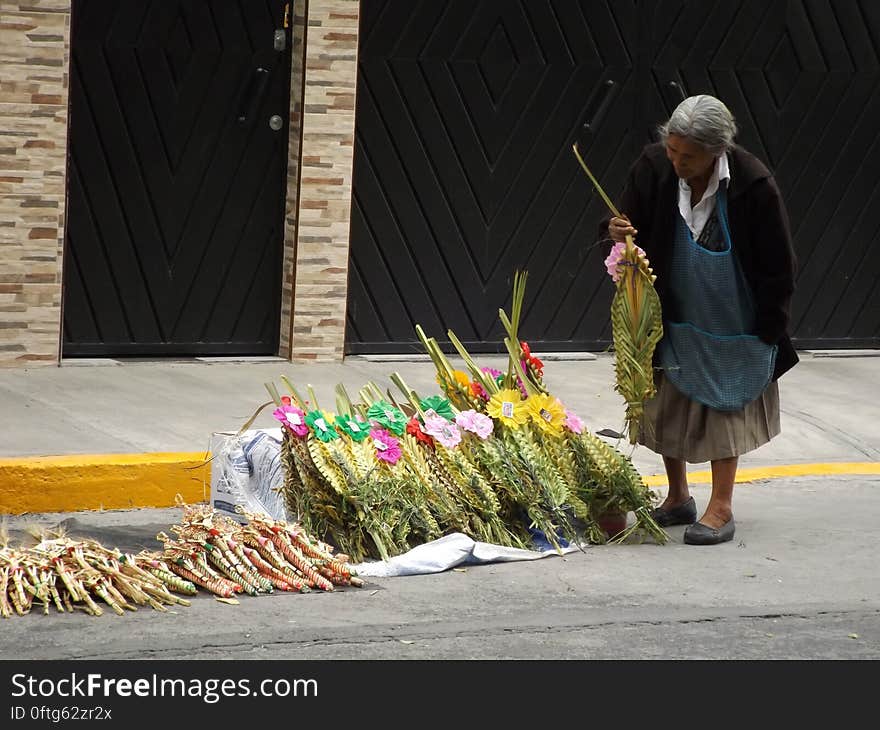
(422, 414), (462, 449)
(481, 365), (526, 397)
(564, 408), (585, 435)
(481, 366), (503, 386)
(273, 405), (309, 438)
(455, 409), (494, 440)
(369, 428), (401, 465)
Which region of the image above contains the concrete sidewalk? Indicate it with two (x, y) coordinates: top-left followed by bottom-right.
(1, 351), (879, 512)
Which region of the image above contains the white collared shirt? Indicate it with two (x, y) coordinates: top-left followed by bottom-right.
(678, 153), (730, 238)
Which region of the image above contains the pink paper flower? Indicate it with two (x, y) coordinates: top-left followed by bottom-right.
(564, 408), (585, 435)
(369, 428), (401, 464)
(604, 241), (647, 283)
(455, 409), (494, 439)
(422, 414), (462, 449)
(273, 405), (309, 438)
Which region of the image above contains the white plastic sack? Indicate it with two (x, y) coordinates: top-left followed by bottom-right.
(209, 429), (289, 522)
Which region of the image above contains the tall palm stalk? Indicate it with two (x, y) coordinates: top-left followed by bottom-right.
(573, 143), (663, 443)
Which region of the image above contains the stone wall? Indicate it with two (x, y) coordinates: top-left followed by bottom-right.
(279, 0), (308, 358)
(288, 0), (359, 361)
(0, 0), (71, 366)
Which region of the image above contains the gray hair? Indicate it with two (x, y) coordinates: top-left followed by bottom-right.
(659, 95), (738, 154)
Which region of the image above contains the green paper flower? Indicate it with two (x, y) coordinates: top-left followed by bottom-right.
(419, 395), (455, 421)
(305, 409), (339, 442)
(366, 400), (407, 436)
(335, 414), (369, 442)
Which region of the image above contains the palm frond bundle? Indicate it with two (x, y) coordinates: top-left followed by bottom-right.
(261, 269), (667, 559)
(573, 143), (664, 444)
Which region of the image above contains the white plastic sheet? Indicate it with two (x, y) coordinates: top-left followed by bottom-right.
(352, 532), (583, 578)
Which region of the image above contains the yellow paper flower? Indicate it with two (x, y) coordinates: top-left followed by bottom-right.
(525, 394), (565, 435)
(486, 389), (528, 427)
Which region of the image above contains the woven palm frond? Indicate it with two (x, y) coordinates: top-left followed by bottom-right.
(610, 238), (664, 444)
(572, 143), (665, 444)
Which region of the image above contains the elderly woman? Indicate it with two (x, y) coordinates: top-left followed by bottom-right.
(606, 95), (798, 545)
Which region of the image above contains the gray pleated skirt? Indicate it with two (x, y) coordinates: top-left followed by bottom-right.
(637, 371), (780, 463)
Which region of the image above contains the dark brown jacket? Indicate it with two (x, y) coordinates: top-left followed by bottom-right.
(603, 142), (798, 380)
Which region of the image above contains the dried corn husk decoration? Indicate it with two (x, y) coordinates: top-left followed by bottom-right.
(0, 531), (193, 619)
(573, 143), (663, 443)
(162, 497), (362, 593)
(1, 501), (361, 619)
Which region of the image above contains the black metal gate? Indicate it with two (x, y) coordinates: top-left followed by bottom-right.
(347, 0), (880, 353)
(63, 0), (293, 356)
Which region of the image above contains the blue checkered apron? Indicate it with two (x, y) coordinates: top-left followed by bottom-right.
(656, 188), (777, 411)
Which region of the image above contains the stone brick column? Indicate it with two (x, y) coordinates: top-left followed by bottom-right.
(0, 0), (71, 366)
(286, 0), (359, 361)
(279, 0), (307, 358)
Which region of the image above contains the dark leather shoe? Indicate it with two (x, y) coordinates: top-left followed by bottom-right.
(650, 496), (697, 527)
(683, 518), (735, 545)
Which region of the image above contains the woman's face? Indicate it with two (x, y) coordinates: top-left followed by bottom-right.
(665, 134), (716, 184)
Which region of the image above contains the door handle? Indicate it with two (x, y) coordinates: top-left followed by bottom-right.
(237, 67), (270, 125)
(582, 79), (617, 136)
(575, 79), (617, 151)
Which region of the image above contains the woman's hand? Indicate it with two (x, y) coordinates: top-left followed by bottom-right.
(608, 215), (637, 242)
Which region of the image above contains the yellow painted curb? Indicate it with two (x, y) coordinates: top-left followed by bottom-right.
(643, 462), (880, 488)
(1, 454), (877, 515)
(0, 453), (210, 515)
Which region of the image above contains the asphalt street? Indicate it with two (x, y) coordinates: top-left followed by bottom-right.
(1, 475), (877, 660)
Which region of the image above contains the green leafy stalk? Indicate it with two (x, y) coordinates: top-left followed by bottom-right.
(445, 330), (497, 394)
(280, 377), (307, 408)
(572, 142), (622, 218)
(499, 270), (527, 389)
(306, 384), (321, 412)
(389, 373), (429, 419)
(334, 384), (352, 417)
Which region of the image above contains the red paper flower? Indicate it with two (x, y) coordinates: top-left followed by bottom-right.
(469, 380), (489, 402)
(520, 341), (544, 377)
(406, 417), (434, 447)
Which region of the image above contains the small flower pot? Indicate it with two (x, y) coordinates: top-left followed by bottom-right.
(597, 510), (628, 540)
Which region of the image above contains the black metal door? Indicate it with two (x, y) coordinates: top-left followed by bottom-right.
(348, 0), (880, 353)
(647, 0), (880, 349)
(347, 0), (641, 353)
(63, 0), (292, 356)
